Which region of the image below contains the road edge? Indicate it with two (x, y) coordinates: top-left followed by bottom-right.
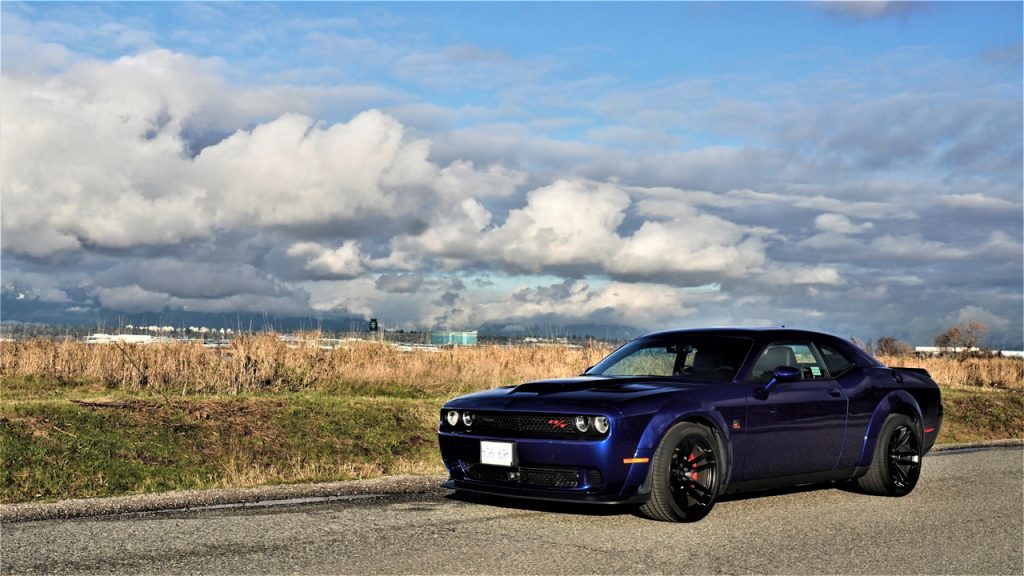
(931, 438), (1023, 452)
(4, 439), (1021, 523)
(1, 474), (447, 524)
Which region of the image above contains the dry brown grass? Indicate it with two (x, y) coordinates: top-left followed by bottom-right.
(0, 335), (612, 397)
(877, 354), (1024, 389)
(2, 336), (1019, 398)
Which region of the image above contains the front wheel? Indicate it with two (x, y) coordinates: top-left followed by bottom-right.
(639, 422), (722, 522)
(857, 413), (922, 496)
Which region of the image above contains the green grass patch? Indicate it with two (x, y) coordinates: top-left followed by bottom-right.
(0, 391), (445, 503)
(936, 387), (1024, 444)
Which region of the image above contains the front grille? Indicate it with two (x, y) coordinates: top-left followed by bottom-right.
(465, 463), (588, 489)
(467, 412), (592, 438)
(520, 466), (579, 488)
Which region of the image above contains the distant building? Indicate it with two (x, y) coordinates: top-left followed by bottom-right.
(86, 334), (155, 345)
(430, 330), (478, 346)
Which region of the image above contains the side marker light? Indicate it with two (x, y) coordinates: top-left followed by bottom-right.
(924, 427), (935, 434)
(623, 457), (650, 464)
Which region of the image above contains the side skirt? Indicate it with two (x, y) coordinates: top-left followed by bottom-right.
(722, 467), (860, 495)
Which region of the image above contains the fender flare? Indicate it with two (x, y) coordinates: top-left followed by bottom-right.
(627, 399), (735, 494)
(857, 390), (924, 468)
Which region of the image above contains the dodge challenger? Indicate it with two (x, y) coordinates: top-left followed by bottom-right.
(437, 328), (942, 521)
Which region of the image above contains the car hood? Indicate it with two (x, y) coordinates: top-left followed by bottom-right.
(445, 375), (704, 413)
(510, 375), (694, 395)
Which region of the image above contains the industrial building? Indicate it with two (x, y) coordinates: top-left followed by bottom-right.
(430, 330), (478, 346)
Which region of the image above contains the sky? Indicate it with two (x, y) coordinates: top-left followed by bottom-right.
(1, 1), (1022, 347)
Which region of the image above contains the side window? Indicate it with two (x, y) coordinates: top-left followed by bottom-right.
(817, 342), (856, 377)
(749, 342), (830, 382)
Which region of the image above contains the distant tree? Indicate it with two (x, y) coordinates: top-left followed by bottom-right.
(934, 326), (961, 350)
(962, 321), (989, 350)
(934, 322), (988, 353)
(876, 336), (912, 356)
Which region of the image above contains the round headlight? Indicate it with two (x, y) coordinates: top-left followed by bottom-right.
(461, 411), (474, 426)
(445, 410), (459, 426)
(593, 416), (610, 434)
(574, 415), (590, 432)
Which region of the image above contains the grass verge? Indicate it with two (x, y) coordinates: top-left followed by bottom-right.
(1, 379), (1020, 504)
(1, 391), (444, 503)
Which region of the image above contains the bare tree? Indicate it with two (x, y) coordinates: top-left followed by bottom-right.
(934, 326), (961, 350)
(962, 321), (988, 350)
(934, 322), (988, 353)
(876, 336), (912, 356)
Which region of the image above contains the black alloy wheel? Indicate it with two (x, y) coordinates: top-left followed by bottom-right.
(640, 422), (722, 522)
(670, 436), (718, 511)
(857, 413), (922, 496)
(887, 423), (921, 491)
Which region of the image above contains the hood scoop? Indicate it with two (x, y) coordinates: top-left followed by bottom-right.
(510, 376), (665, 395)
(511, 376), (609, 394)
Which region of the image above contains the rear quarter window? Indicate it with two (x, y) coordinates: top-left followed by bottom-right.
(817, 342), (856, 376)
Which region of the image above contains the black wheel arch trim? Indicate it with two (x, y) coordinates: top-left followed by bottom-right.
(636, 412), (733, 497)
(858, 390), (925, 468)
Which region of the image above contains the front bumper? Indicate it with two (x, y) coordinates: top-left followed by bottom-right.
(441, 479), (651, 505)
(437, 431), (652, 504)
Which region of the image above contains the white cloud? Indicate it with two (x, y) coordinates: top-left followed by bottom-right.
(95, 283), (310, 315)
(939, 193), (1020, 211)
(982, 231), (1024, 258)
(481, 180), (630, 271)
(814, 213), (874, 235)
(287, 241), (367, 279)
(436, 160), (526, 202)
(193, 111), (434, 228)
(945, 305), (1010, 332)
(0, 51), (527, 258)
(1, 51), (217, 255)
(870, 235), (970, 260)
(759, 265), (844, 286)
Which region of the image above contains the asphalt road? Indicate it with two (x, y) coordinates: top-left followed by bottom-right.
(3, 447), (1021, 575)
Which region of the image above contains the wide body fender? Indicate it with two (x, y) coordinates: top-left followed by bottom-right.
(856, 390), (923, 469)
(624, 395), (738, 493)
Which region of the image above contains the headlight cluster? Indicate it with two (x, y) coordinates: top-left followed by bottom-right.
(444, 409), (475, 427)
(567, 415), (611, 434)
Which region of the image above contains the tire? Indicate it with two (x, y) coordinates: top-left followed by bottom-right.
(639, 422), (722, 522)
(857, 413), (922, 496)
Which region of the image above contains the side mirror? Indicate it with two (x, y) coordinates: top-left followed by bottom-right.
(772, 365), (802, 383)
(754, 365), (801, 399)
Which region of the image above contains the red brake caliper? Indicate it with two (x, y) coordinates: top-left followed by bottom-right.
(688, 452), (698, 482)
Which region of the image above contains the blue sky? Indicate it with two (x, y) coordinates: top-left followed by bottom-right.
(2, 2), (1022, 346)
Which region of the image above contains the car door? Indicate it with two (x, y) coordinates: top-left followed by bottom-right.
(737, 341), (848, 480)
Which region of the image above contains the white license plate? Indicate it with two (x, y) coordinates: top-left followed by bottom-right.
(480, 441), (515, 467)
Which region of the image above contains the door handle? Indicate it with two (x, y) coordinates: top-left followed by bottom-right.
(828, 388), (842, 397)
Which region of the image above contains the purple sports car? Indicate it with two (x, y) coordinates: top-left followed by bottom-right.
(438, 328), (942, 521)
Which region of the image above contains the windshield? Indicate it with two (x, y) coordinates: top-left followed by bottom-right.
(588, 335), (753, 382)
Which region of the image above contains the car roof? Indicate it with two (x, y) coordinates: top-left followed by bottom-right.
(640, 327), (846, 341)
(639, 327), (882, 365)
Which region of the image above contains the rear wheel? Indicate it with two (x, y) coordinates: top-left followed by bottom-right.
(640, 422), (722, 522)
(857, 413), (922, 496)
